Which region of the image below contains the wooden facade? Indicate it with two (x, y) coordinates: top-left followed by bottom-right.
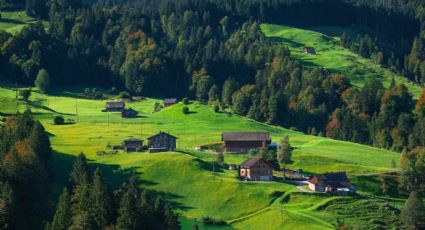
(147, 132), (177, 152)
(308, 172), (355, 194)
(122, 139), (143, 152)
(163, 98), (178, 107)
(222, 132), (271, 153)
(239, 158), (273, 181)
(104, 102), (125, 112)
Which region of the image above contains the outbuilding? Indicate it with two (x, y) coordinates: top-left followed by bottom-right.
(222, 132), (271, 153)
(239, 158), (273, 181)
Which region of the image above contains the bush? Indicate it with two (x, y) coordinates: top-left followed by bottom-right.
(19, 89), (31, 100)
(201, 216), (226, 225)
(182, 106), (190, 114)
(213, 105), (219, 113)
(53, 116), (65, 125)
(182, 97), (189, 105)
(153, 102), (163, 112)
(119, 91), (131, 99)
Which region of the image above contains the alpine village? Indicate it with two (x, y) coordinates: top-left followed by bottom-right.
(0, 0), (425, 230)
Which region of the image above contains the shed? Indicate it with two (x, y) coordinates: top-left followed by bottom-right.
(122, 139), (143, 152)
(164, 98), (178, 107)
(147, 131), (177, 152)
(222, 132), (271, 153)
(105, 102), (125, 112)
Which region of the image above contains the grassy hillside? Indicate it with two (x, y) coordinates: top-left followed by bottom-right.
(0, 10), (46, 34)
(0, 86), (403, 229)
(260, 24), (422, 98)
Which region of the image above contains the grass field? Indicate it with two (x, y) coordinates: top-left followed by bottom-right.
(0, 86), (404, 229)
(0, 10), (46, 34)
(260, 24), (422, 98)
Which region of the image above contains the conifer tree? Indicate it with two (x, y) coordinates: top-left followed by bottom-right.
(49, 188), (71, 230)
(69, 153), (90, 186)
(90, 169), (112, 229)
(116, 187), (140, 230)
(400, 191), (425, 229)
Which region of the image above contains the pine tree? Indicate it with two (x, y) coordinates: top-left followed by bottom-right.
(163, 204), (180, 230)
(90, 169), (112, 229)
(49, 188), (71, 230)
(69, 153), (90, 186)
(28, 121), (52, 171)
(116, 187), (140, 230)
(400, 191), (425, 229)
(277, 136), (292, 164)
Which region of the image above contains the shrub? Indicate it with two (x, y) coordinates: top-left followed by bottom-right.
(182, 97), (189, 105)
(119, 91), (131, 99)
(153, 102), (163, 112)
(53, 116), (65, 125)
(201, 216), (226, 225)
(34, 69), (50, 93)
(213, 105), (219, 113)
(19, 89), (31, 100)
(182, 106), (190, 114)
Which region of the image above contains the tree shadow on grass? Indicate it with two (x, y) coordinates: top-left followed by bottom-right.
(0, 18), (25, 25)
(193, 158), (224, 173)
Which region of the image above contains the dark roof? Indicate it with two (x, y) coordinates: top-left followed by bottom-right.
(240, 157), (271, 169)
(123, 139), (142, 148)
(164, 98), (178, 104)
(222, 132), (270, 141)
(147, 131), (177, 140)
(106, 102), (125, 109)
(309, 172), (352, 187)
(122, 108), (138, 114)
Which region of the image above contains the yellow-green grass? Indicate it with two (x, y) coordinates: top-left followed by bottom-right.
(260, 23), (422, 98)
(0, 10), (48, 34)
(0, 86), (403, 229)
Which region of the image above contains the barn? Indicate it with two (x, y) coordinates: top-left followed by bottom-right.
(222, 132), (271, 153)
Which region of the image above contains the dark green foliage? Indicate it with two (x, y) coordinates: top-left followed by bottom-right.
(401, 148), (425, 193)
(34, 69), (50, 93)
(153, 102), (163, 113)
(379, 174), (399, 196)
(19, 89), (31, 100)
(53, 116), (65, 125)
(69, 153), (90, 186)
(216, 153), (224, 166)
(400, 191), (425, 229)
(182, 106), (190, 114)
(49, 189), (71, 230)
(277, 136), (292, 164)
(182, 98), (189, 105)
(261, 150), (279, 170)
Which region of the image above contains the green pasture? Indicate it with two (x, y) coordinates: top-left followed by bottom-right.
(0, 86), (404, 229)
(0, 10), (47, 34)
(260, 23), (422, 98)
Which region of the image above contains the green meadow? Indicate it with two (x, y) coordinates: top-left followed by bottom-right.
(0, 10), (41, 34)
(0, 86), (403, 229)
(260, 23), (422, 98)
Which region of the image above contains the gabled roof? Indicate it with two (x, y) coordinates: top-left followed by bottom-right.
(309, 172), (352, 187)
(164, 98), (178, 104)
(123, 139), (143, 148)
(122, 108), (138, 114)
(147, 131), (177, 140)
(240, 157), (271, 169)
(222, 132), (270, 141)
(106, 101), (125, 109)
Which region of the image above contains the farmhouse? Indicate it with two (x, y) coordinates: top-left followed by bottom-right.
(308, 172), (355, 195)
(122, 139), (143, 152)
(164, 98), (178, 107)
(104, 101), (125, 112)
(303, 46), (316, 54)
(147, 131), (177, 152)
(239, 158), (273, 181)
(121, 108), (138, 118)
(222, 132), (271, 153)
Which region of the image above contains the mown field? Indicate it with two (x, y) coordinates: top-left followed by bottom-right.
(0, 86), (404, 229)
(260, 24), (422, 98)
(0, 10), (41, 34)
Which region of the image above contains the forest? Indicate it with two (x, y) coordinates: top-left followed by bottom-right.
(1, 0), (425, 228)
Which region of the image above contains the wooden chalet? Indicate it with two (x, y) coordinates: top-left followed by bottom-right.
(121, 108), (138, 118)
(303, 47), (316, 54)
(222, 132), (271, 153)
(122, 139), (143, 152)
(104, 101), (125, 112)
(164, 98), (178, 107)
(239, 158), (273, 181)
(147, 131), (177, 152)
(308, 172), (355, 195)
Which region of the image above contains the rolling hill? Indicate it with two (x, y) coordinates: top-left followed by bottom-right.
(0, 86), (403, 229)
(260, 24), (422, 98)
